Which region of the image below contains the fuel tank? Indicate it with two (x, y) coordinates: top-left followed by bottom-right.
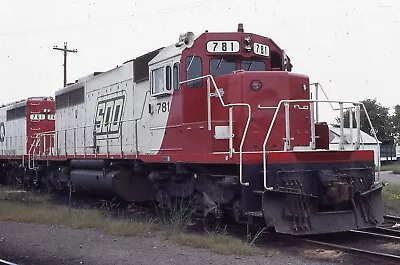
(70, 169), (156, 202)
(70, 159), (109, 170)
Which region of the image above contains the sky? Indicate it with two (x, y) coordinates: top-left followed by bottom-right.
(0, 0), (399, 123)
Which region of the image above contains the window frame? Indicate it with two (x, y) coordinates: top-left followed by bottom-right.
(240, 60), (267, 72)
(173, 62), (180, 91)
(185, 56), (203, 88)
(150, 60), (181, 97)
(165, 65), (172, 91)
(151, 66), (169, 97)
(209, 58), (236, 76)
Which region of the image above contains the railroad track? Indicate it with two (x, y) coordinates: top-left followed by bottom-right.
(297, 224), (400, 264)
(299, 237), (400, 263)
(351, 227), (400, 239)
(4, 188), (400, 264)
(384, 214), (400, 223)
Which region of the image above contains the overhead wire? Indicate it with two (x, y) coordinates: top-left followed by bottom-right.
(0, 0), (227, 36)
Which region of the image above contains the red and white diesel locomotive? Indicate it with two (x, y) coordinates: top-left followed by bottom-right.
(0, 97), (55, 183)
(0, 24), (384, 235)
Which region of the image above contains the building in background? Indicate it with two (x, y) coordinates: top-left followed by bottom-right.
(329, 127), (381, 167)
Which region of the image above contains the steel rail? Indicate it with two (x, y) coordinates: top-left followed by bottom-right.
(349, 229), (400, 240)
(299, 238), (400, 262)
(372, 227), (400, 237)
(384, 215), (400, 223)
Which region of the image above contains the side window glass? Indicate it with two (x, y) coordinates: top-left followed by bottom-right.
(151, 67), (164, 94)
(186, 56), (202, 88)
(166, 66), (172, 91)
(173, 63), (180, 90)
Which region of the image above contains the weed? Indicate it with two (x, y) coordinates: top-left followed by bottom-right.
(170, 232), (264, 256)
(155, 198), (195, 232)
(0, 187), (265, 256)
(0, 201), (157, 237)
(0, 186), (47, 204)
(249, 226), (267, 247)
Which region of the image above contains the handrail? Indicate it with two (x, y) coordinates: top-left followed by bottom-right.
(28, 131), (57, 169)
(180, 74), (251, 186)
(361, 103), (381, 180)
(28, 137), (36, 169)
(28, 136), (41, 169)
(28, 78), (253, 186)
(261, 99), (380, 190)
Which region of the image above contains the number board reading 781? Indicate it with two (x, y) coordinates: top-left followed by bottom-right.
(253, 42), (270, 57)
(206, 41), (240, 53)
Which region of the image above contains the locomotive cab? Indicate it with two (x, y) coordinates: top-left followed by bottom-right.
(154, 23), (311, 155)
(166, 24), (385, 234)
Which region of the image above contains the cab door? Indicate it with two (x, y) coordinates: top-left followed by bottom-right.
(181, 55), (214, 153)
(182, 55), (233, 154)
(182, 55), (207, 123)
(147, 58), (181, 154)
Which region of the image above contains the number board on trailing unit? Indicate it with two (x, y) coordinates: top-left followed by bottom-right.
(253, 42), (270, 57)
(207, 41), (240, 53)
(94, 93), (125, 139)
(30, 114), (45, 121)
(30, 114), (55, 121)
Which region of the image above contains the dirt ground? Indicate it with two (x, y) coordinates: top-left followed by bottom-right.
(0, 221), (345, 265)
(0, 172), (398, 265)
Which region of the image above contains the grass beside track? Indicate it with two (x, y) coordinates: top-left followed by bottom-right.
(170, 233), (265, 256)
(380, 164), (400, 174)
(0, 187), (264, 256)
(382, 183), (400, 212)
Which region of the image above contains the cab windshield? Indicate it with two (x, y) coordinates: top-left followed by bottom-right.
(209, 58), (266, 76)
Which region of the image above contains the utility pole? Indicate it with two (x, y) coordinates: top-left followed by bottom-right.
(53, 42), (77, 87)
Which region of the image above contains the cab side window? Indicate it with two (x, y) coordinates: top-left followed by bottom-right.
(173, 62), (180, 90)
(165, 66), (172, 91)
(151, 67), (164, 94)
(186, 56), (202, 88)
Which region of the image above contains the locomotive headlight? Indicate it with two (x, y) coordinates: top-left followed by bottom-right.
(250, 80), (262, 92)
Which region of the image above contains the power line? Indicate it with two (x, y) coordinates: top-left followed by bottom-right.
(53, 42), (78, 87)
(0, 0), (227, 36)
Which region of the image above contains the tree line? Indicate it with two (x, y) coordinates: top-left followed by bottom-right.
(335, 99), (400, 144)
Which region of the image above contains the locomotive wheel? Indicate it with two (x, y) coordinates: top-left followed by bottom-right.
(197, 191), (224, 233)
(203, 211), (222, 233)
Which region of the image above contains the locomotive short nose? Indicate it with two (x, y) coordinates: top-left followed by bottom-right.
(260, 162), (385, 235)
